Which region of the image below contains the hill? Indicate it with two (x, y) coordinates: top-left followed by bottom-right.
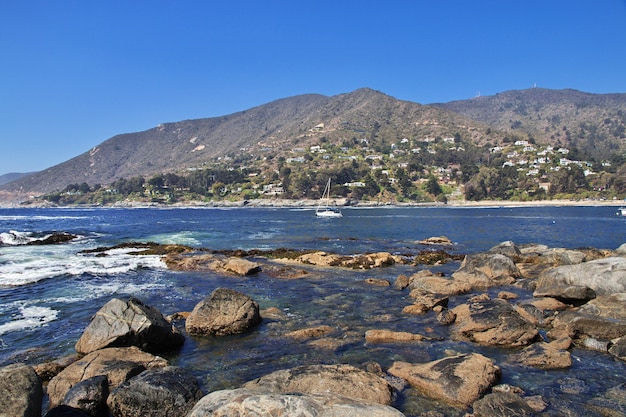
(0, 88), (495, 195)
(436, 88), (626, 161)
(0, 172), (35, 186)
(1, 87), (625, 205)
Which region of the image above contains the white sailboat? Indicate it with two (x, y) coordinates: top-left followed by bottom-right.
(316, 179), (343, 218)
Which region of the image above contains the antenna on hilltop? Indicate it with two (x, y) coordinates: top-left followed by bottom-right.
(475, 91), (481, 98)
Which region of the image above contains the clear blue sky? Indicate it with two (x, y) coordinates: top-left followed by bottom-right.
(1, 1), (625, 174)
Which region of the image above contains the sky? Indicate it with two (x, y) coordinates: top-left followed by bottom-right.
(1, 1), (626, 175)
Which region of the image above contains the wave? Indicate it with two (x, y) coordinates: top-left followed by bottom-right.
(0, 246), (167, 287)
(0, 305), (59, 335)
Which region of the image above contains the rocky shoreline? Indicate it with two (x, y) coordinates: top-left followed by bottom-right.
(2, 239), (626, 416)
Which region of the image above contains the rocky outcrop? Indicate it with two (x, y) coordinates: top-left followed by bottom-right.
(75, 297), (184, 355)
(47, 347), (168, 407)
(451, 297), (538, 347)
(294, 251), (401, 269)
(0, 364), (43, 417)
(164, 253), (261, 276)
(407, 269), (472, 295)
(536, 257), (626, 296)
(417, 236), (454, 245)
(185, 288), (261, 336)
(388, 353), (500, 408)
(107, 366), (204, 417)
(188, 388), (406, 417)
(515, 338), (573, 369)
(451, 253), (520, 290)
(243, 364), (394, 406)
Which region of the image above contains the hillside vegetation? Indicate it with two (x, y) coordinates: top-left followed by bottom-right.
(3, 88), (626, 206)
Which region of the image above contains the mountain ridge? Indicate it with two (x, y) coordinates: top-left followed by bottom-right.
(2, 87), (625, 198)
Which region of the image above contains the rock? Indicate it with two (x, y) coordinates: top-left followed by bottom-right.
(285, 325), (333, 340)
(60, 375), (108, 417)
(44, 405), (93, 417)
(75, 297), (184, 355)
(497, 291), (518, 300)
(243, 364), (394, 405)
(451, 298), (538, 347)
(578, 293), (626, 319)
(187, 388), (406, 417)
(365, 329), (435, 343)
(107, 366), (204, 417)
(364, 278), (392, 286)
(346, 252), (399, 269)
(533, 284), (596, 305)
(527, 296), (570, 312)
(0, 364), (43, 417)
(418, 236), (453, 245)
(296, 251), (345, 266)
(185, 288), (261, 336)
(451, 253), (520, 290)
(47, 346), (168, 407)
(407, 289), (449, 311)
(222, 257), (262, 275)
(609, 336), (626, 360)
(617, 243), (626, 255)
(489, 240), (521, 258)
(437, 309), (457, 325)
(393, 274), (410, 290)
(548, 310), (626, 341)
(388, 353), (500, 408)
(408, 270), (472, 295)
(471, 392), (535, 417)
(536, 257), (626, 296)
(34, 355), (77, 382)
(515, 338), (572, 369)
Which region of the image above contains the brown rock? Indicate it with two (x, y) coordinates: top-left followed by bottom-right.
(388, 353), (500, 408)
(285, 325), (333, 340)
(451, 253), (520, 290)
(47, 347), (168, 407)
(243, 364), (394, 406)
(186, 288), (261, 336)
(418, 236), (453, 245)
(365, 329), (432, 343)
(408, 270), (472, 295)
(364, 278), (392, 286)
(452, 298), (538, 347)
(472, 392), (535, 417)
(515, 339), (573, 369)
(222, 257), (262, 276)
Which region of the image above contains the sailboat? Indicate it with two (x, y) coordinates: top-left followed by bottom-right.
(315, 179), (343, 218)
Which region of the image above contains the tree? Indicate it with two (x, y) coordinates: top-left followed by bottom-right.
(424, 175), (442, 196)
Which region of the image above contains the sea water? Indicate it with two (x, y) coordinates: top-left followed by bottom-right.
(0, 206), (625, 415)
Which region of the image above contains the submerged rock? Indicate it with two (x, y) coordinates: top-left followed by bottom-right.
(185, 288), (261, 336)
(515, 338), (573, 369)
(471, 392), (536, 417)
(388, 353), (500, 408)
(75, 297), (184, 355)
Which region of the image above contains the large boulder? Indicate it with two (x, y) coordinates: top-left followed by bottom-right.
(388, 353), (500, 408)
(59, 375), (108, 417)
(47, 347), (168, 407)
(107, 366), (204, 417)
(75, 297), (184, 355)
(451, 298), (538, 347)
(451, 253), (520, 290)
(187, 388), (406, 417)
(243, 364), (394, 406)
(0, 364), (43, 417)
(185, 288), (261, 336)
(536, 257), (626, 296)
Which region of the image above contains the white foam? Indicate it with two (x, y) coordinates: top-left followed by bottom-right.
(0, 305), (59, 335)
(0, 245), (167, 287)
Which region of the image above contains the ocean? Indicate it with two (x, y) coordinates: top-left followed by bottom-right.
(1, 206), (625, 415)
